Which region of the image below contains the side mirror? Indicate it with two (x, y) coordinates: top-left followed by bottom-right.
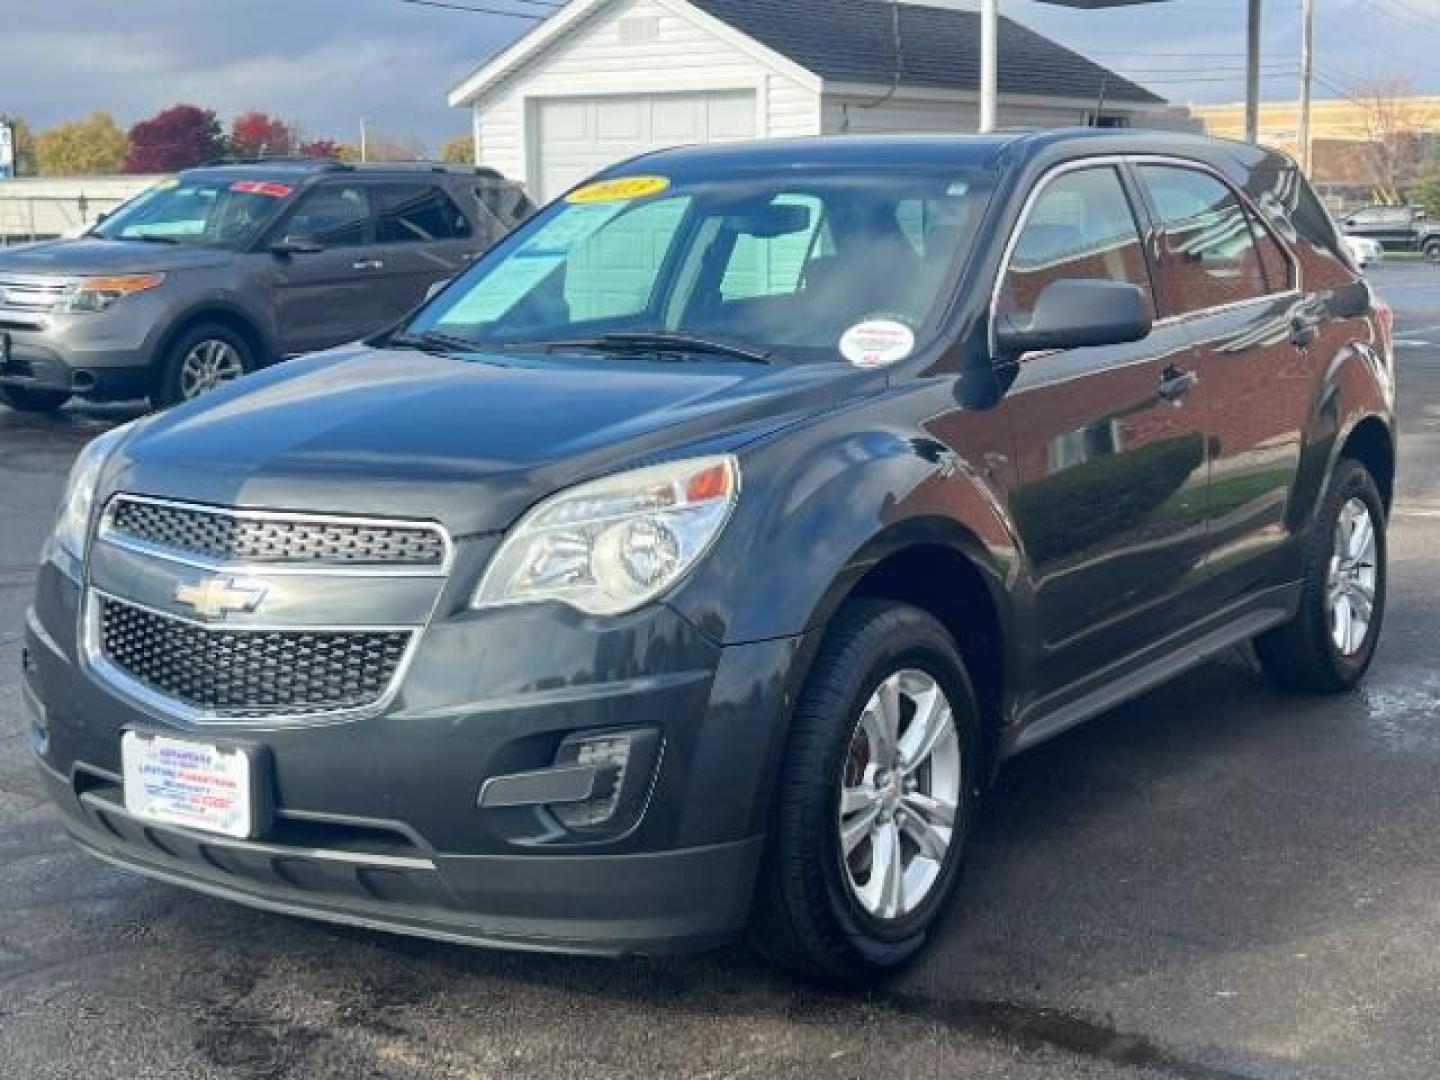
(996, 279), (1151, 359)
(271, 236), (325, 257)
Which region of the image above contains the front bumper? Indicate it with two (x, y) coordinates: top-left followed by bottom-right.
(25, 564), (805, 955)
(2, 301), (168, 399)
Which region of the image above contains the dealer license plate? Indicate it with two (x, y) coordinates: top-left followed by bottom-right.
(121, 732), (255, 839)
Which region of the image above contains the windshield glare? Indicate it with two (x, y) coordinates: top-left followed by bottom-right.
(93, 178), (290, 247)
(409, 168), (989, 364)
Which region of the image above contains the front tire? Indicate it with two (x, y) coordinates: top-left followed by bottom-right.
(1424, 239), (1440, 264)
(0, 385), (70, 413)
(1256, 458), (1387, 693)
(155, 322), (254, 409)
(749, 600), (980, 985)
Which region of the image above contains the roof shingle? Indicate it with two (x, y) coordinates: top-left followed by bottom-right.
(689, 0), (1165, 105)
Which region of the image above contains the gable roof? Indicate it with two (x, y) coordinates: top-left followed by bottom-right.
(690, 0), (1164, 105)
(449, 0), (1165, 111)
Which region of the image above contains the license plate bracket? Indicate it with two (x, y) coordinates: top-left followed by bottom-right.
(120, 730), (274, 840)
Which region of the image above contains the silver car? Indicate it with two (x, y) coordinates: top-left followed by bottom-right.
(0, 160), (531, 413)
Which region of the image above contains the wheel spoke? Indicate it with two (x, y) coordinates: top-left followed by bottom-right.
(1348, 584), (1374, 624)
(1349, 510), (1374, 563)
(899, 687), (952, 775)
(901, 790), (957, 829)
(899, 806), (950, 862)
(872, 821), (903, 919)
(840, 802), (881, 858)
(839, 783), (880, 817)
(874, 676), (902, 759)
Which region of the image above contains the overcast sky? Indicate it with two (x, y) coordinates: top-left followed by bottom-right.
(2, 0), (1436, 152)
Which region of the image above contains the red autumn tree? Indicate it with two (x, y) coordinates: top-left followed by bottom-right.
(123, 105), (225, 173)
(296, 138), (345, 160)
(230, 111), (294, 159)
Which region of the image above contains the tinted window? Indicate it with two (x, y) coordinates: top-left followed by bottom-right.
(93, 178), (288, 248)
(1247, 206), (1294, 292)
(999, 166), (1153, 326)
(282, 184), (373, 246)
(476, 181), (535, 229)
(1139, 165), (1268, 314)
(375, 183), (471, 243)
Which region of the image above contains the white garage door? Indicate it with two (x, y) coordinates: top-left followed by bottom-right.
(531, 90), (756, 202)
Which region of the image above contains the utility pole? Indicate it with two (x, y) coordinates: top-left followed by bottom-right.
(979, 0), (998, 133)
(1245, 0), (1262, 143)
(1298, 0), (1315, 172)
(360, 118), (370, 163)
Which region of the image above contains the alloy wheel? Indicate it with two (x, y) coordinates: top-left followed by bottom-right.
(1328, 496), (1379, 656)
(179, 339), (245, 400)
(838, 668), (962, 921)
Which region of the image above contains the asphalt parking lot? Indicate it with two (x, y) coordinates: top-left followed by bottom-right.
(2, 260), (1439, 1080)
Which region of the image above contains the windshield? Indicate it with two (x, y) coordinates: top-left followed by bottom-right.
(406, 167), (991, 364)
(93, 177), (292, 247)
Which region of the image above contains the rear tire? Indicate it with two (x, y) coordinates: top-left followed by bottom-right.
(1424, 239), (1440, 264)
(0, 385), (70, 413)
(749, 600), (981, 986)
(1256, 458), (1387, 693)
(155, 322), (254, 409)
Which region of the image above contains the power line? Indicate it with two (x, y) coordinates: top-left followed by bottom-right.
(391, 0), (549, 19)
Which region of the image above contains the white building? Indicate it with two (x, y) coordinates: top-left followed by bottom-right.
(449, 0), (1185, 202)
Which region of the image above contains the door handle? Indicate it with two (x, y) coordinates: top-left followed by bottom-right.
(1290, 318), (1318, 348)
(1158, 365), (1198, 403)
(351, 259), (384, 271)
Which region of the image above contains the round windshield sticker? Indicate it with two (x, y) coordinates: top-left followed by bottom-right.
(840, 320), (916, 368)
(567, 175), (671, 204)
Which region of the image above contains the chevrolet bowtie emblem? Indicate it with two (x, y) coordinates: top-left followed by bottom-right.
(174, 577), (268, 619)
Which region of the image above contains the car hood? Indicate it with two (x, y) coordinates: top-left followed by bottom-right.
(110, 345), (878, 536)
(0, 238), (231, 275)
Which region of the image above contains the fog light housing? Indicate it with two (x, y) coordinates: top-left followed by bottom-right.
(549, 728), (660, 832)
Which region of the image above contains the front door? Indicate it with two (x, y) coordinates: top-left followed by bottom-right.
(263, 181), (388, 355)
(995, 164), (1210, 695)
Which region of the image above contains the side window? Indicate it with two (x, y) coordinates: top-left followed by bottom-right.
(1247, 206), (1294, 293)
(1138, 165), (1269, 314)
(719, 195), (825, 300)
(999, 166), (1153, 326)
(375, 183), (471, 243)
(280, 184), (373, 247)
(475, 182), (535, 230)
(564, 196), (692, 322)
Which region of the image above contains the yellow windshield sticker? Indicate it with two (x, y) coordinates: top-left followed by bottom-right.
(566, 175), (670, 204)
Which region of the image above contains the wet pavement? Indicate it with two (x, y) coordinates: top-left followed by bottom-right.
(2, 262), (1439, 1079)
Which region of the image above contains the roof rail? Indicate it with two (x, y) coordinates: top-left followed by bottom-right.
(198, 156), (348, 169)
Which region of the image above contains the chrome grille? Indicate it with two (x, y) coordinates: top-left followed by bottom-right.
(97, 596), (411, 717)
(108, 497), (448, 567)
(0, 274), (70, 329)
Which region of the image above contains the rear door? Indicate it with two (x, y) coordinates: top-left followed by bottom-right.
(996, 163), (1210, 692)
(363, 181), (479, 327)
(1134, 161), (1307, 601)
(263, 181), (386, 354)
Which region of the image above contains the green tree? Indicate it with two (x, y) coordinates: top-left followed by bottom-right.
(1412, 153), (1440, 217)
(0, 113), (37, 175)
(34, 110), (128, 175)
(440, 134), (473, 164)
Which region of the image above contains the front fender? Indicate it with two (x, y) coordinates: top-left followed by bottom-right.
(667, 387), (1021, 647)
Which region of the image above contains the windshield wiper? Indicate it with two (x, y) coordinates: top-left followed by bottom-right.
(123, 234), (183, 245)
(386, 330), (484, 355)
(508, 331), (776, 365)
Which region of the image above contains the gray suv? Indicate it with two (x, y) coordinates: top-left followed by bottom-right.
(0, 159), (531, 412)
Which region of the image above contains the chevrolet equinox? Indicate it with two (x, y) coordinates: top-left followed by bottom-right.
(26, 130), (1396, 983)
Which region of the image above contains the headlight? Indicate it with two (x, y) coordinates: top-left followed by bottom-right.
(56, 273), (165, 314)
(473, 455), (740, 616)
(48, 422), (133, 563)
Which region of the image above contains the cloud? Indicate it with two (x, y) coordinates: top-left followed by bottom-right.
(2, 0), (1436, 153)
